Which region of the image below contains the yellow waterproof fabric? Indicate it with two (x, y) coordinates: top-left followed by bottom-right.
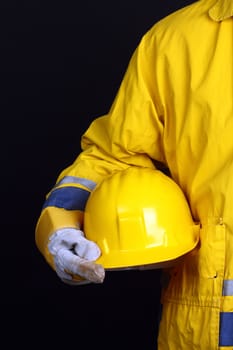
(35, 0), (233, 348)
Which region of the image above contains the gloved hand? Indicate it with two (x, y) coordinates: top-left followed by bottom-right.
(48, 228), (105, 285)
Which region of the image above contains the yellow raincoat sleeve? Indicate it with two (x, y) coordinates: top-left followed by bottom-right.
(35, 27), (167, 269)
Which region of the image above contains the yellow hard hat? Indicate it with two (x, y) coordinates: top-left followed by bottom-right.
(83, 166), (199, 270)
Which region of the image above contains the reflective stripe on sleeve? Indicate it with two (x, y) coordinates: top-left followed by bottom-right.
(219, 312), (233, 346)
(42, 186), (90, 211)
(222, 280), (233, 296)
(56, 176), (97, 191)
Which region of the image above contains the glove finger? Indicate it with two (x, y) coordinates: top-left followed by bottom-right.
(54, 259), (73, 281)
(74, 236), (101, 261)
(54, 259), (92, 286)
(77, 260), (105, 283)
(56, 248), (105, 283)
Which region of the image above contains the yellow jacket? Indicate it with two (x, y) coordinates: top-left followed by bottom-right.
(36, 0), (233, 348)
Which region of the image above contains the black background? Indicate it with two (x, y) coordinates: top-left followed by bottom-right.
(2, 1), (195, 348)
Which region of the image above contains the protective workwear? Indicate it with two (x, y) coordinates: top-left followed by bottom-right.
(48, 228), (105, 284)
(84, 167), (199, 269)
(35, 0), (233, 348)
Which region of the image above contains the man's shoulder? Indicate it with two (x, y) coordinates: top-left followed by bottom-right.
(143, 0), (215, 45)
(151, 1), (213, 34)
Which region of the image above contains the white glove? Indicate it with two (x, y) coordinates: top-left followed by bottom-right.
(48, 228), (105, 285)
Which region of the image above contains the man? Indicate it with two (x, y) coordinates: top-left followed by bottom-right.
(35, 0), (233, 348)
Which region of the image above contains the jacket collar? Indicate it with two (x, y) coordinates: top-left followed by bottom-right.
(209, 0), (233, 21)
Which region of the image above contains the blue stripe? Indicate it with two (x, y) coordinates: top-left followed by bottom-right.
(222, 280), (233, 296)
(219, 312), (233, 346)
(42, 186), (90, 211)
(56, 176), (96, 191)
